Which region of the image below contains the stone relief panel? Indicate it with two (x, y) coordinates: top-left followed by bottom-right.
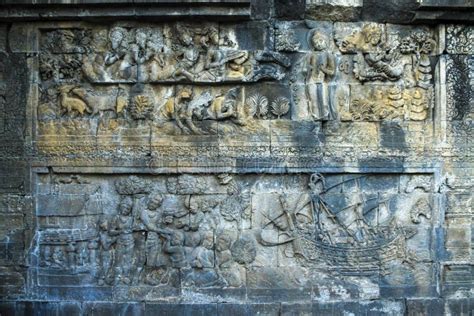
(39, 26), (289, 85)
(35, 22), (438, 134)
(32, 173), (438, 299)
(31, 21), (442, 168)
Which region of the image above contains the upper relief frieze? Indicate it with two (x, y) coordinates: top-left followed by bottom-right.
(34, 21), (441, 147)
(40, 24), (288, 84)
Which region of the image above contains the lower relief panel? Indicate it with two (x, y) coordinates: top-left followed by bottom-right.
(31, 173), (439, 302)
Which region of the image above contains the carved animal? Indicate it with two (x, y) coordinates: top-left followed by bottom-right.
(58, 86), (91, 116)
(205, 88), (246, 125)
(71, 87), (120, 116)
(179, 91), (213, 134)
(161, 88), (214, 134)
(161, 87), (192, 120)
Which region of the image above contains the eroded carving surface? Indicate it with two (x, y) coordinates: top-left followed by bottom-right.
(1, 6), (472, 313)
(33, 173), (436, 299)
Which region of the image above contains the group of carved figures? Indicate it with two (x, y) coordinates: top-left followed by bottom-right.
(40, 26), (289, 84)
(38, 173), (433, 283)
(40, 175), (254, 287)
(38, 23), (435, 126)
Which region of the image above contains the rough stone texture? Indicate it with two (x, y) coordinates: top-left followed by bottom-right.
(0, 0), (473, 315)
(306, 0), (363, 22)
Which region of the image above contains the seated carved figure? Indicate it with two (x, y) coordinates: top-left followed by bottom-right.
(104, 27), (134, 80)
(163, 230), (187, 268)
(204, 88), (247, 125)
(191, 232), (214, 268)
(354, 49), (404, 82)
(339, 23), (384, 53)
(216, 231), (234, 269)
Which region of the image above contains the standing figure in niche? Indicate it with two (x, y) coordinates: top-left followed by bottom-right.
(305, 31), (336, 121)
(98, 217), (117, 285)
(114, 196), (135, 285)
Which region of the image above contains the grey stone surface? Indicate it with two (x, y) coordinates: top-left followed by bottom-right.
(306, 0), (363, 22)
(0, 0), (473, 314)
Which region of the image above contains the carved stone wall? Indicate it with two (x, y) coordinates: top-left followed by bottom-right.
(0, 1), (473, 315)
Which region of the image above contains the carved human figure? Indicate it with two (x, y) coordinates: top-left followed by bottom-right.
(82, 53), (108, 82)
(140, 193), (167, 268)
(172, 27), (200, 81)
(114, 196), (135, 284)
(58, 30), (76, 53)
(163, 230), (187, 268)
(191, 232), (215, 268)
(88, 239), (99, 271)
(309, 173), (326, 208)
(52, 246), (66, 268)
(78, 244), (88, 266)
(355, 46), (404, 82)
(187, 197), (204, 232)
(203, 88), (246, 126)
(132, 29), (149, 65)
(305, 31), (336, 121)
(66, 242), (76, 268)
(132, 28), (152, 81)
(198, 25), (246, 81)
(147, 30), (168, 81)
(105, 27), (133, 79)
(98, 216), (117, 285)
(176, 89), (213, 135)
(42, 246), (52, 267)
(350, 191), (370, 244)
(215, 231), (233, 268)
(340, 23), (383, 53)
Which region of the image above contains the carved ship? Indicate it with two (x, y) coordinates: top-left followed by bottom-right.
(305, 180), (416, 276)
(301, 226), (415, 276)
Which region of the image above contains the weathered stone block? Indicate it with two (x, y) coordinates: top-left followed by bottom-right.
(83, 302), (145, 316)
(306, 0), (363, 22)
(406, 298), (444, 316)
(145, 303), (218, 316)
(274, 0), (305, 20)
(217, 303), (280, 316)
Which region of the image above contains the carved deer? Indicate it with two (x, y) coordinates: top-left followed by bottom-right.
(71, 87), (122, 116)
(58, 85), (91, 116)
